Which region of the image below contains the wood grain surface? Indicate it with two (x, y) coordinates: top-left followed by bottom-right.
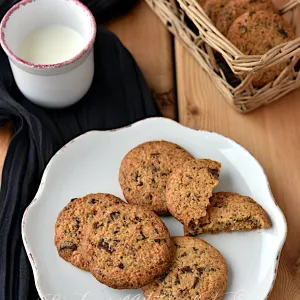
(106, 0), (176, 119)
(175, 39), (300, 299)
(0, 122), (12, 182)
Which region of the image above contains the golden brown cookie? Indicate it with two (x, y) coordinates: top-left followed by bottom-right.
(119, 141), (194, 215)
(185, 192), (271, 236)
(166, 159), (221, 230)
(216, 0), (276, 35)
(82, 204), (173, 289)
(143, 236), (228, 300)
(203, 0), (230, 25)
(54, 193), (125, 270)
(197, 0), (207, 6)
(227, 10), (295, 87)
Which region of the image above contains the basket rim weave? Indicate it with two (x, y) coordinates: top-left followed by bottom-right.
(178, 0), (300, 73)
(145, 0), (300, 113)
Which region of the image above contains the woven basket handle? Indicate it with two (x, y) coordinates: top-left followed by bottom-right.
(280, 0), (300, 14)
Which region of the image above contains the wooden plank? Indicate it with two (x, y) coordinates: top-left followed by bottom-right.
(106, 0), (176, 119)
(175, 39), (300, 299)
(0, 122), (12, 182)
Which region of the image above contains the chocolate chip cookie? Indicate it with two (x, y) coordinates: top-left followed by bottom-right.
(54, 193), (125, 270)
(227, 10), (295, 87)
(203, 0), (230, 25)
(143, 236), (228, 300)
(119, 141), (194, 214)
(216, 0), (276, 35)
(185, 192), (271, 236)
(166, 159), (221, 232)
(82, 204), (173, 289)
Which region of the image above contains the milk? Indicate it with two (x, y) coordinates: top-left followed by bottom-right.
(17, 25), (85, 64)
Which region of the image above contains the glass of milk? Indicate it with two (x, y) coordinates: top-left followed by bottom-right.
(0, 0), (96, 108)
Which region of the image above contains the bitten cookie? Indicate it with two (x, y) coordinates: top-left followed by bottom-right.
(119, 141), (194, 214)
(166, 159), (221, 230)
(185, 192), (271, 236)
(143, 236), (228, 300)
(203, 0), (230, 25)
(82, 204), (173, 289)
(216, 0), (276, 35)
(54, 193), (125, 270)
(227, 10), (295, 87)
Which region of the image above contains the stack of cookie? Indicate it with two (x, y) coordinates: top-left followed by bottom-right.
(55, 140), (271, 299)
(202, 0), (295, 87)
(119, 141), (270, 237)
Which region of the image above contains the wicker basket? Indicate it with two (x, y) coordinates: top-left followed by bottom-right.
(145, 0), (300, 112)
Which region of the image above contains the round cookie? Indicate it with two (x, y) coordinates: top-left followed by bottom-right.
(203, 0), (230, 25)
(143, 236), (228, 300)
(82, 204), (173, 289)
(119, 141), (194, 214)
(216, 0), (276, 35)
(227, 10), (295, 87)
(54, 193), (125, 270)
(166, 159), (221, 229)
(185, 192), (271, 236)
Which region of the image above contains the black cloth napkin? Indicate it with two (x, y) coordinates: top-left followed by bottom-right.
(0, 1), (159, 299)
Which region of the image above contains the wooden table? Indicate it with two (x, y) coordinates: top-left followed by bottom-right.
(176, 40), (300, 299)
(1, 1), (300, 298)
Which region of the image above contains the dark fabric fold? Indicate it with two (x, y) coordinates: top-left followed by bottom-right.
(0, 1), (160, 299)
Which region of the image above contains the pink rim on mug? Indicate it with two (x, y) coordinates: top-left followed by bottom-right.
(0, 0), (97, 69)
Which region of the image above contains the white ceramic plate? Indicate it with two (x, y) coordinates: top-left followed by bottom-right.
(22, 117), (287, 300)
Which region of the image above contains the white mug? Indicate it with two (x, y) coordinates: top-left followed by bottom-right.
(0, 0), (96, 108)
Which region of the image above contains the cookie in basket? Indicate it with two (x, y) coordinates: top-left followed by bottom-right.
(119, 141), (194, 214)
(184, 192), (271, 236)
(82, 204), (173, 289)
(142, 236), (228, 300)
(54, 193), (126, 270)
(203, 0), (230, 25)
(227, 10), (295, 87)
(216, 0), (277, 35)
(166, 159), (221, 229)
(197, 0), (207, 6)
